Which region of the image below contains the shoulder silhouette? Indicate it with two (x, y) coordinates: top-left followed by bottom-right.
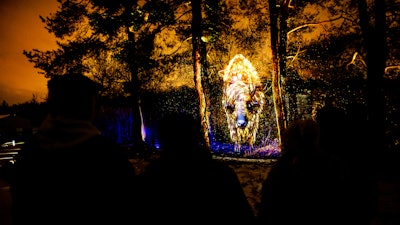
(256, 119), (345, 225)
(136, 112), (256, 224)
(10, 74), (137, 225)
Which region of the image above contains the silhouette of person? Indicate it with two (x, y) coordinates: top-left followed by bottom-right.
(135, 112), (255, 224)
(256, 119), (342, 225)
(9, 74), (137, 225)
(315, 104), (347, 162)
(315, 104), (379, 225)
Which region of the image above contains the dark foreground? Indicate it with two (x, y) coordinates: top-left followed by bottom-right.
(1, 151), (400, 225)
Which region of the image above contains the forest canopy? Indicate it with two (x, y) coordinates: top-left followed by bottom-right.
(6, 0), (400, 155)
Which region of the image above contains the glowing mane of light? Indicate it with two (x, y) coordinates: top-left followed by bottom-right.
(220, 54), (265, 153)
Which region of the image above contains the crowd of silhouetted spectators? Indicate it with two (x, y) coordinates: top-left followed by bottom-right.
(2, 73), (383, 225)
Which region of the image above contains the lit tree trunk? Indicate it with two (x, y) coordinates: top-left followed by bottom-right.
(269, 0), (286, 144)
(127, 28), (145, 152)
(358, 0), (386, 151)
(192, 0), (211, 149)
(280, 1), (297, 121)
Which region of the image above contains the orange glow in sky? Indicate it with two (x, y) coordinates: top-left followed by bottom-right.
(0, 0), (58, 105)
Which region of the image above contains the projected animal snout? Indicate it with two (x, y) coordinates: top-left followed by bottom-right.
(220, 54), (265, 152)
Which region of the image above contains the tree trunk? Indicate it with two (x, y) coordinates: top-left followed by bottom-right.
(192, 0), (211, 149)
(358, 0), (386, 151)
(127, 29), (145, 152)
(280, 1), (297, 121)
(268, 0), (286, 144)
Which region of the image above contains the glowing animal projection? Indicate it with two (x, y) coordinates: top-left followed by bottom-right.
(220, 54), (265, 153)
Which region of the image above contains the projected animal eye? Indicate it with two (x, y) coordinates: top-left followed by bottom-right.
(247, 101), (260, 112)
(225, 103), (235, 113)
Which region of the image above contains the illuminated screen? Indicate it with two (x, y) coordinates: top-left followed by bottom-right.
(137, 54), (281, 159)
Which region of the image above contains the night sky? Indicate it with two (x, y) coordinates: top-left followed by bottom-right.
(0, 0), (58, 105)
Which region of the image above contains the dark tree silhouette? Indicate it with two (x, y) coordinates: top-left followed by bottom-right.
(358, 0), (386, 151)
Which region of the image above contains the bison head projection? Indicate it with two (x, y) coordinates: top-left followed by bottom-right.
(220, 54), (265, 153)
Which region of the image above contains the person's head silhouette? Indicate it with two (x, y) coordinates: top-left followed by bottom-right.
(281, 119), (320, 157)
(157, 112), (206, 159)
(47, 74), (101, 121)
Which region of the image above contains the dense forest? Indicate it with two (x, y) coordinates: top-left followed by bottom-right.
(1, 0), (399, 157)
